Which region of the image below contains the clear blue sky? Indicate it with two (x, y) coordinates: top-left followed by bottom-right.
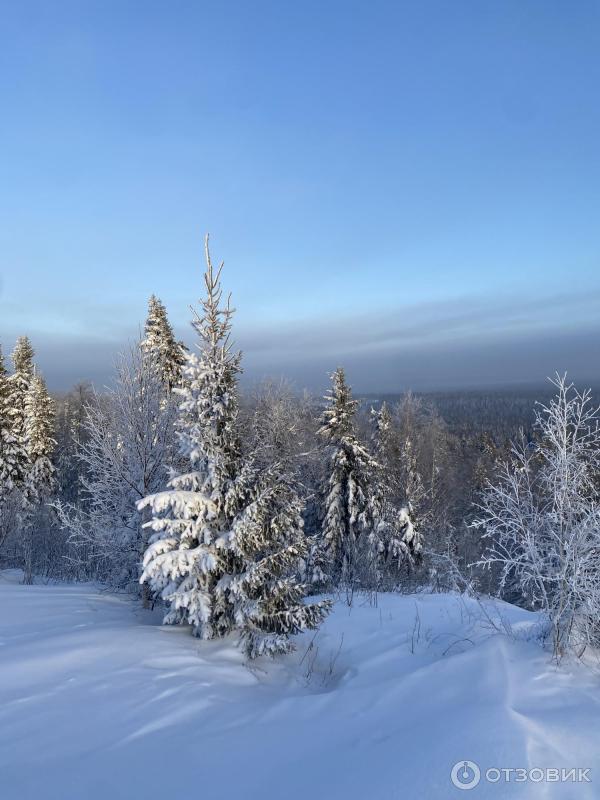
(1, 1), (599, 391)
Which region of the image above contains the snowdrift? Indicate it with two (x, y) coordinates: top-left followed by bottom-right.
(0, 570), (598, 799)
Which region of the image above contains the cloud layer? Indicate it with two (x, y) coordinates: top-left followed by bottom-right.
(2, 288), (598, 393)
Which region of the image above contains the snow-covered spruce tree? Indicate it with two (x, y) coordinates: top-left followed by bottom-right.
(395, 436), (424, 561)
(55, 345), (178, 593)
(0, 344), (28, 493)
(318, 368), (379, 591)
(21, 373), (57, 584)
(1, 337), (36, 575)
(371, 401), (400, 501)
(6, 336), (34, 483)
(140, 236), (329, 655)
(476, 375), (600, 660)
(371, 404), (423, 583)
(229, 466), (330, 657)
(0, 345), (28, 555)
(24, 374), (56, 502)
(141, 295), (186, 391)
(245, 380), (328, 590)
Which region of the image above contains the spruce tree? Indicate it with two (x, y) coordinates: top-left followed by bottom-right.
(24, 373), (56, 502)
(230, 467), (330, 657)
(398, 437), (426, 520)
(19, 372), (56, 584)
(371, 402), (399, 495)
(7, 336), (35, 482)
(372, 403), (424, 575)
(141, 295), (186, 390)
(0, 344), (28, 491)
(318, 368), (379, 588)
(140, 236), (328, 655)
(0, 346), (22, 552)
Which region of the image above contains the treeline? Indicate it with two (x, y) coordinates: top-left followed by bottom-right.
(366, 389), (545, 439)
(1, 239), (599, 661)
(0, 279), (523, 602)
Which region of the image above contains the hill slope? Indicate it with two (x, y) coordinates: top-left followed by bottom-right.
(0, 571), (598, 799)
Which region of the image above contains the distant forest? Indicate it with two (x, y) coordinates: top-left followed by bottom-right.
(364, 386), (600, 438)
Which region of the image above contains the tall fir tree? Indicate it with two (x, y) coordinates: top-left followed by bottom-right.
(229, 466), (330, 657)
(318, 368), (379, 588)
(398, 437), (426, 520)
(24, 373), (57, 502)
(0, 344), (28, 492)
(7, 336), (35, 483)
(20, 372), (57, 584)
(371, 402), (399, 496)
(141, 295), (186, 391)
(371, 405), (424, 577)
(140, 236), (328, 655)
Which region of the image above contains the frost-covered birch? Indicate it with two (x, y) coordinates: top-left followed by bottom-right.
(476, 375), (600, 660)
(55, 345), (178, 592)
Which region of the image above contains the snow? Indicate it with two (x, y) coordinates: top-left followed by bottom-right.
(1, 570), (599, 799)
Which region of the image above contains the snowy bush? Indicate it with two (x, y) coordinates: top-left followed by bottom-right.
(476, 375), (600, 660)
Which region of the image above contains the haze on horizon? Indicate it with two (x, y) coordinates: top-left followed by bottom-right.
(2, 2), (599, 394)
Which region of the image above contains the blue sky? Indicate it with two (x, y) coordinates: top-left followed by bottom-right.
(1, 1), (599, 391)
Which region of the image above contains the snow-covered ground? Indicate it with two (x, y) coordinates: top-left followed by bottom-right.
(1, 571), (599, 799)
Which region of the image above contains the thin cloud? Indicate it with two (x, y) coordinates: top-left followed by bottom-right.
(3, 288), (598, 393)
(236, 288), (600, 358)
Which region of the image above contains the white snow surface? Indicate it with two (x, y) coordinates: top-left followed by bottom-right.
(1, 569), (599, 799)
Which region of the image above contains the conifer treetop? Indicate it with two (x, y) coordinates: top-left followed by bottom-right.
(25, 373), (56, 463)
(318, 367), (360, 441)
(2, 337), (34, 488)
(141, 295), (185, 391)
(193, 234), (238, 362)
(372, 401), (393, 445)
(0, 343), (28, 491)
(11, 336), (35, 376)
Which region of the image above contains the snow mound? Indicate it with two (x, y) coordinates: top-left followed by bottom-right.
(0, 575), (598, 799)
